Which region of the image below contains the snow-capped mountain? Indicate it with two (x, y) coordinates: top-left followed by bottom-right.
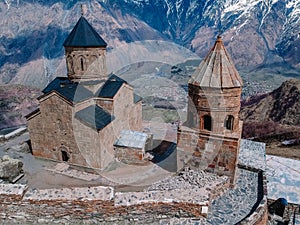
(0, 0), (299, 88)
(106, 0), (300, 68)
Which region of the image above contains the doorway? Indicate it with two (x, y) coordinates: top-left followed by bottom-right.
(61, 150), (70, 162)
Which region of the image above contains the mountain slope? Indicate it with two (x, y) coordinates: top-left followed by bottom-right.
(0, 0), (299, 89)
(106, 0), (300, 69)
(241, 79), (300, 126)
(0, 84), (40, 129)
(0, 1), (167, 87)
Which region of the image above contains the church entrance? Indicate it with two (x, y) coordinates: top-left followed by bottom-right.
(61, 149), (70, 162)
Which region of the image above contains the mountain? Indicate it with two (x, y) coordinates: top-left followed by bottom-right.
(241, 79), (300, 126)
(0, 0), (299, 90)
(0, 84), (40, 129)
(240, 78), (300, 160)
(110, 0), (300, 69)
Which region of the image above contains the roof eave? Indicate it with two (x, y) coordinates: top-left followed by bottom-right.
(38, 91), (74, 106)
(25, 108), (41, 120)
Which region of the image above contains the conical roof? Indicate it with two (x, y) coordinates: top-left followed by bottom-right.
(189, 36), (243, 88)
(63, 16), (107, 47)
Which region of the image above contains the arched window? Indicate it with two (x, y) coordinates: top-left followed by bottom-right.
(225, 115), (234, 130)
(203, 115), (212, 131)
(80, 58), (85, 71)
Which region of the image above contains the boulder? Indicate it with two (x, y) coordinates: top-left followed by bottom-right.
(0, 155), (23, 181)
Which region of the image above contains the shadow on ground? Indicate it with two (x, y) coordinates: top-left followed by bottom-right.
(150, 140), (178, 172)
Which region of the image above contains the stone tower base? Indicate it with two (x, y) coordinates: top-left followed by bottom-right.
(177, 124), (242, 184)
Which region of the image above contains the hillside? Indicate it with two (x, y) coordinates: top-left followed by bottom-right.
(241, 79), (300, 160)
(0, 0), (299, 90)
(0, 85), (40, 129)
(241, 79), (300, 126)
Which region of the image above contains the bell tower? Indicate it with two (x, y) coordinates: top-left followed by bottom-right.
(177, 36), (243, 184)
(63, 8), (107, 83)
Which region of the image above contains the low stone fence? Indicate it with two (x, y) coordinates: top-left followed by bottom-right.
(115, 189), (210, 206)
(0, 184), (27, 202)
(0, 184), (208, 223)
(115, 189), (210, 217)
(0, 168), (266, 224)
(0, 127), (27, 141)
(0, 169), (232, 223)
(23, 186), (114, 201)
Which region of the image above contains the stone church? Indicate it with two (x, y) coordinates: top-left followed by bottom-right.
(26, 11), (244, 185)
(177, 36), (243, 184)
(26, 15), (143, 169)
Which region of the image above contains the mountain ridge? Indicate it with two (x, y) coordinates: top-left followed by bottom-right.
(0, 0), (299, 89)
(241, 79), (300, 126)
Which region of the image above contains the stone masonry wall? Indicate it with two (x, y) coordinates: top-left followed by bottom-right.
(183, 84), (243, 185)
(0, 168), (267, 224)
(27, 94), (85, 164)
(114, 146), (144, 164)
(0, 184), (207, 223)
(73, 115), (116, 169)
(97, 122), (116, 169)
(65, 47), (107, 82)
(27, 92), (117, 169)
(112, 84), (142, 134)
(96, 98), (114, 113)
(27, 82), (141, 169)
(177, 126), (240, 183)
(187, 85), (242, 134)
(72, 116), (103, 168)
(237, 167), (268, 225)
(130, 101), (143, 131)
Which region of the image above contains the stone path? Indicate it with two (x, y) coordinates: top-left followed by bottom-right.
(145, 169), (229, 191)
(46, 163), (101, 181)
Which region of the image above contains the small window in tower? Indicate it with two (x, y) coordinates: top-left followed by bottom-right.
(80, 58), (84, 71)
(225, 115), (234, 130)
(203, 115), (212, 131)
